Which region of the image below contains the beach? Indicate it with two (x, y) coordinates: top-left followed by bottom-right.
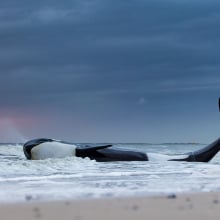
(1, 143), (220, 219)
(1, 192), (220, 220)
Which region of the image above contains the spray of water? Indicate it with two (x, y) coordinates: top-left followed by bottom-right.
(0, 118), (27, 143)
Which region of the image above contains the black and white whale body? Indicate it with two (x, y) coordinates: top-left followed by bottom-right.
(23, 138), (220, 162)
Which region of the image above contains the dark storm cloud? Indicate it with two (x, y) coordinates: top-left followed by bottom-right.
(1, 2), (219, 61)
(1, 2), (219, 68)
(0, 0), (220, 129)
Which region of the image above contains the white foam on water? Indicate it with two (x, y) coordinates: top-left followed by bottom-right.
(147, 152), (187, 161)
(0, 143), (220, 203)
(0, 118), (27, 143)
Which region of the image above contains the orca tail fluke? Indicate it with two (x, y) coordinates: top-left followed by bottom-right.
(169, 138), (220, 162)
(191, 138), (220, 162)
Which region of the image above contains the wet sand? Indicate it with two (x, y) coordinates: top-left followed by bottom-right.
(1, 192), (220, 220)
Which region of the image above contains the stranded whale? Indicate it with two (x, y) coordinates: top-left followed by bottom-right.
(23, 138), (220, 162)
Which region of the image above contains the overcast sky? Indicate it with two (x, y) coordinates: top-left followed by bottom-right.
(0, 0), (220, 143)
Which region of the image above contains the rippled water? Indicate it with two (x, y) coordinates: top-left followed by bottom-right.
(0, 143), (220, 203)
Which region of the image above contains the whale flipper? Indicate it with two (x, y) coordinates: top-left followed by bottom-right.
(77, 144), (112, 151)
(75, 144), (112, 159)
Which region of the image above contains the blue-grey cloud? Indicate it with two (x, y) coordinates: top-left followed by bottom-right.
(0, 0), (220, 142)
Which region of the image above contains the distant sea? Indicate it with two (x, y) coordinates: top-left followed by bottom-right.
(0, 142), (220, 203)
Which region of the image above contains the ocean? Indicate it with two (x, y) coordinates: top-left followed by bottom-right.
(0, 142), (220, 203)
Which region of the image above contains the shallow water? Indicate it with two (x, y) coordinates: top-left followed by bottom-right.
(0, 143), (220, 203)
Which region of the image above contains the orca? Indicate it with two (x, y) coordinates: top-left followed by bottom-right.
(23, 138), (220, 162)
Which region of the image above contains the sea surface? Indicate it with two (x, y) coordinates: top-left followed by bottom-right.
(1, 142), (220, 203)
